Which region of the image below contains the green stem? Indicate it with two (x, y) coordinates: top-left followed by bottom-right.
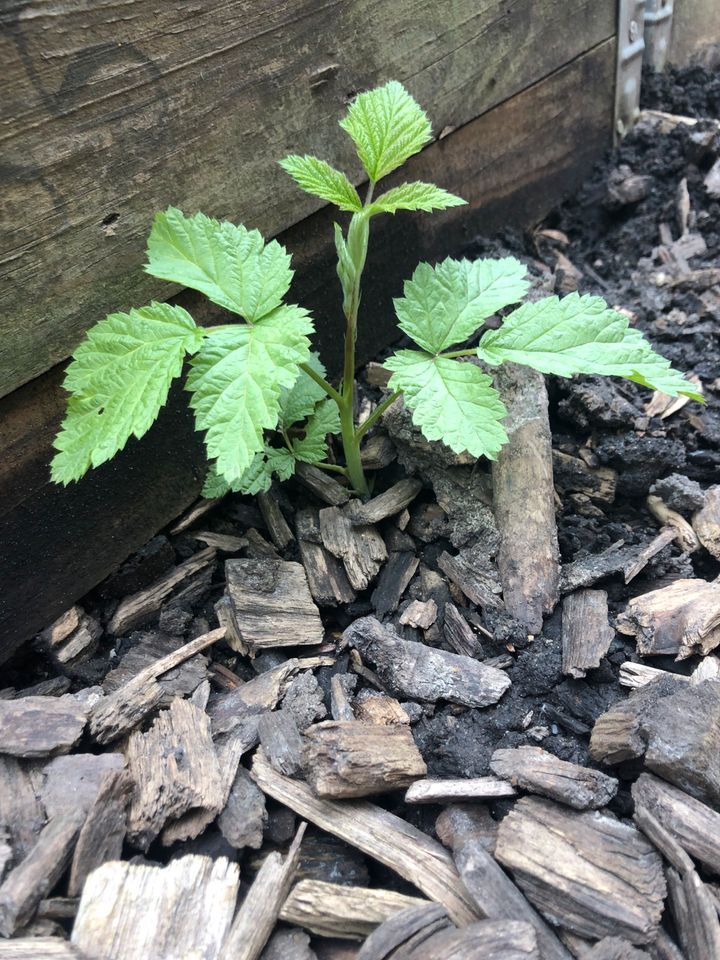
(440, 348), (476, 360)
(313, 461), (349, 476)
(299, 362), (343, 405)
(334, 180), (376, 498)
(339, 399), (367, 495)
(355, 390), (401, 441)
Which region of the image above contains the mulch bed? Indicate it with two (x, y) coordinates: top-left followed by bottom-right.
(1, 67), (720, 960)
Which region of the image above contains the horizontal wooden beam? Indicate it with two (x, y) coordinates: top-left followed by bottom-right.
(0, 0), (615, 397)
(0, 39), (616, 662)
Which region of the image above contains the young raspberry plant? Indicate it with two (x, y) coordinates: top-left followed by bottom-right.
(52, 81), (702, 498)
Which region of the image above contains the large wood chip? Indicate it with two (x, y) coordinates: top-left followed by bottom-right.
(443, 602), (484, 659)
(71, 855), (239, 960)
(437, 549), (503, 610)
(69, 770), (133, 897)
(632, 772), (720, 875)
(494, 797), (666, 944)
(302, 720), (426, 799)
(107, 547), (216, 635)
(371, 552), (419, 618)
(345, 617), (510, 708)
(297, 507), (356, 607)
(0, 696), (89, 758)
(443, 810), (571, 960)
(102, 631), (208, 702)
(589, 674), (686, 767)
(251, 751), (479, 926)
(412, 920), (540, 960)
(350, 480), (422, 525)
(258, 709), (304, 777)
(490, 746), (618, 810)
(0, 757), (45, 865)
(280, 879), (425, 939)
(222, 824), (305, 960)
(593, 678), (720, 808)
(218, 765), (266, 850)
(125, 698), (223, 850)
(38, 753), (126, 819)
(493, 363), (560, 632)
(89, 627), (225, 744)
(357, 903), (452, 960)
(0, 812), (85, 937)
(616, 578), (720, 659)
(666, 864), (720, 960)
(319, 506), (387, 591)
(225, 558), (324, 649)
(295, 462), (350, 505)
(561, 590), (614, 678)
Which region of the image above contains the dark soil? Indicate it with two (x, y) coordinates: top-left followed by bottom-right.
(4, 65), (720, 946)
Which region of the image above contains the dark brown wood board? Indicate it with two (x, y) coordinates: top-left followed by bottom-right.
(0, 0), (615, 397)
(0, 39), (616, 661)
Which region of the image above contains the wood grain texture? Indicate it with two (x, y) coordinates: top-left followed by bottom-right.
(0, 0), (615, 397)
(251, 750), (480, 926)
(71, 855), (239, 960)
(495, 797), (666, 944)
(0, 39), (616, 662)
(668, 0), (720, 67)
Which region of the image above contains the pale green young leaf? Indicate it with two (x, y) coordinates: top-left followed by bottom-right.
(384, 350), (508, 459)
(279, 155), (362, 212)
(145, 208), (292, 322)
(395, 257), (529, 355)
(292, 398), (341, 464)
(339, 80), (432, 182)
(334, 223), (356, 316)
(369, 181), (466, 215)
(52, 303), (204, 484)
(279, 353), (330, 428)
(186, 305), (313, 483)
(476, 293), (703, 400)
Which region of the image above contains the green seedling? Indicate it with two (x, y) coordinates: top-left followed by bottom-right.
(52, 81), (702, 498)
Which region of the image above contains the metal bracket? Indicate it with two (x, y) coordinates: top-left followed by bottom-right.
(644, 0), (674, 71)
(615, 0), (646, 138)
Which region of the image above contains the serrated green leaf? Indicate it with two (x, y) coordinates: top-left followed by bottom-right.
(292, 398), (341, 464)
(395, 257), (529, 355)
(384, 350), (508, 459)
(476, 293), (703, 400)
(52, 303), (203, 484)
(279, 155), (362, 212)
(145, 208), (292, 322)
(202, 464), (232, 499)
(187, 305), (313, 482)
(339, 81), (432, 182)
(236, 447), (296, 495)
(369, 181), (466, 215)
(280, 353), (331, 428)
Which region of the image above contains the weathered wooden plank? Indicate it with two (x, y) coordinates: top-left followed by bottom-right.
(0, 40), (616, 662)
(668, 1), (720, 66)
(0, 0), (615, 397)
